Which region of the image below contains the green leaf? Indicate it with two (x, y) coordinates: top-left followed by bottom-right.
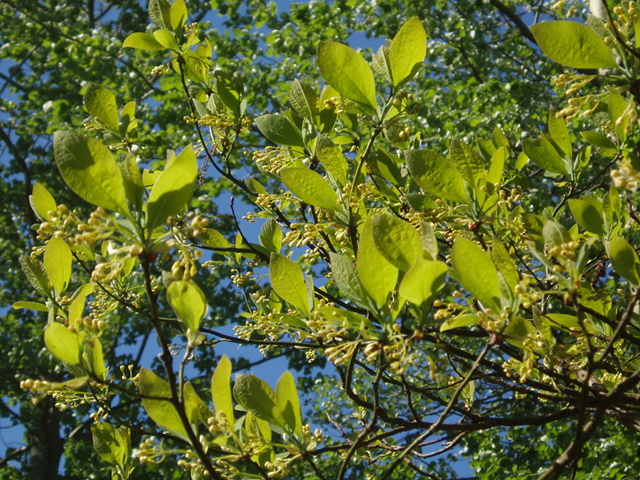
(200, 228), (231, 249)
(421, 222), (438, 260)
(270, 253), (309, 315)
(389, 17), (427, 87)
(139, 368), (194, 441)
(146, 146), (197, 234)
(452, 238), (501, 313)
(372, 45), (392, 81)
(54, 131), (130, 216)
(548, 110), (572, 159)
(543, 220), (572, 249)
(234, 374), (285, 427)
(119, 155), (144, 211)
(92, 422), (125, 468)
(316, 41), (377, 112)
(20, 255), (50, 293)
(44, 237), (72, 294)
(547, 313), (580, 330)
(406, 149), (469, 204)
(259, 219), (283, 254)
(609, 93), (628, 142)
(142, 169), (162, 189)
(530, 21), (619, 69)
(153, 30), (179, 51)
(170, 0), (187, 32)
(12, 301), (48, 312)
(289, 79), (318, 123)
(120, 100), (136, 136)
(491, 238), (519, 294)
(211, 355), (234, 424)
(280, 167), (341, 211)
(441, 314), (480, 332)
(319, 85), (339, 133)
(372, 214), (422, 271)
(608, 236), (640, 286)
(45, 322), (80, 365)
(522, 137), (570, 176)
(399, 258), (448, 305)
(568, 197), (605, 237)
(487, 147), (506, 185)
(123, 32), (166, 50)
(449, 137), (485, 187)
(330, 253), (369, 305)
(255, 114), (304, 147)
(69, 284), (94, 322)
(88, 337), (106, 380)
(580, 131), (616, 150)
(213, 70), (241, 115)
(30, 182), (57, 222)
(357, 217), (398, 309)
(276, 371), (303, 438)
(149, 0), (171, 29)
(167, 280), (207, 333)
(316, 136), (348, 186)
(84, 83), (119, 132)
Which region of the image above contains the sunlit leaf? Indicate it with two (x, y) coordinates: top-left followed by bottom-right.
(234, 374), (285, 427)
(389, 17), (427, 87)
(531, 21), (618, 69)
(84, 83), (119, 132)
(167, 280), (207, 333)
(45, 322), (80, 365)
(316, 41), (377, 112)
(146, 146), (197, 234)
(452, 238), (501, 313)
(54, 131), (130, 216)
(44, 237), (72, 294)
(270, 253), (309, 315)
(276, 371), (303, 438)
(211, 355), (234, 424)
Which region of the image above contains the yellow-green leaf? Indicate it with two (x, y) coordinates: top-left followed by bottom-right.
(211, 355), (234, 424)
(357, 217), (398, 309)
(146, 146), (197, 234)
(608, 236), (640, 286)
(280, 167), (341, 211)
(45, 322), (81, 365)
(54, 131), (130, 217)
(44, 237), (72, 294)
(389, 17), (427, 87)
(406, 149), (469, 204)
(170, 0), (187, 32)
(452, 238), (501, 313)
(270, 253), (309, 315)
(522, 137), (570, 176)
(30, 182), (57, 222)
(372, 214), (422, 271)
(92, 422), (126, 468)
(234, 374), (285, 427)
(399, 258), (448, 305)
(548, 110), (572, 158)
(167, 280), (207, 333)
(123, 32), (165, 50)
(531, 21), (619, 69)
(84, 83), (119, 132)
(316, 41), (377, 113)
(441, 314), (480, 332)
(276, 371), (303, 438)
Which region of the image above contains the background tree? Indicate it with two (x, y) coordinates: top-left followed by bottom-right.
(4, 1), (640, 479)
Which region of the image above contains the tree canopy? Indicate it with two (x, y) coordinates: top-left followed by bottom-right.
(2, 0), (640, 479)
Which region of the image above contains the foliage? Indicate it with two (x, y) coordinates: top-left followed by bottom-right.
(4, 0), (640, 479)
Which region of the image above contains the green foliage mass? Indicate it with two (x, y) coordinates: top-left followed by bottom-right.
(3, 0), (640, 479)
